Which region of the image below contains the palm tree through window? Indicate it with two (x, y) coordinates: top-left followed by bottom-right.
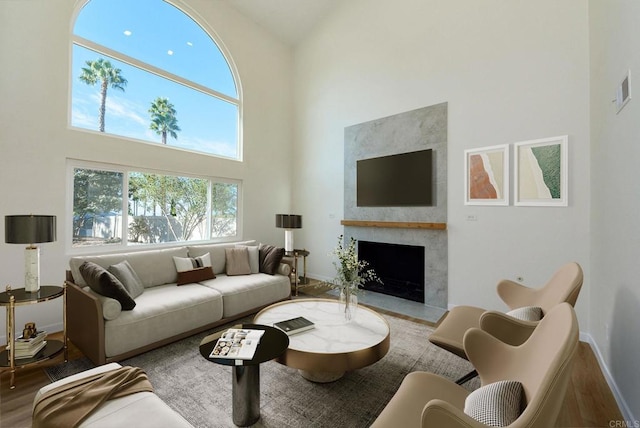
(71, 0), (241, 159)
(78, 58), (128, 133)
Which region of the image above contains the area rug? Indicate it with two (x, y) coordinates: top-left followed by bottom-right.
(46, 314), (479, 428)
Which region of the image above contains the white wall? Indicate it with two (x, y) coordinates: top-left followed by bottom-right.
(590, 0), (640, 420)
(2, 0), (637, 420)
(292, 0), (590, 325)
(0, 0), (293, 337)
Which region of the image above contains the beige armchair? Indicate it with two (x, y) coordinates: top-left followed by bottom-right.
(429, 262), (583, 364)
(372, 303), (579, 428)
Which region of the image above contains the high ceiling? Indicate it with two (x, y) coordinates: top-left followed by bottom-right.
(224, 0), (339, 46)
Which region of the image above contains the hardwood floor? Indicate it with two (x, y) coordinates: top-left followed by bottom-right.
(1, 309), (624, 428)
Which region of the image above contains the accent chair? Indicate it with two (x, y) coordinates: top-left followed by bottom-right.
(372, 302), (580, 428)
(428, 262), (583, 367)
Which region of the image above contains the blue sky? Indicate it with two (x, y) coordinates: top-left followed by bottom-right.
(71, 0), (239, 158)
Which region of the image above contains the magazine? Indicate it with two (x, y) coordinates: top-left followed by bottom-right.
(274, 316), (315, 335)
(209, 328), (265, 360)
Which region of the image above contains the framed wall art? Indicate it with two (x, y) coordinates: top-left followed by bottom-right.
(514, 135), (568, 207)
(464, 144), (509, 206)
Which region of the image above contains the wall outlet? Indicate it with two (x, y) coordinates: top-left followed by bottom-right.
(466, 214), (478, 221)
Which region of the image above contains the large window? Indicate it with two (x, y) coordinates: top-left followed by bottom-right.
(71, 0), (241, 159)
(70, 162), (240, 250)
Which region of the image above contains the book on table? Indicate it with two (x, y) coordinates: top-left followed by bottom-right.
(8, 330), (48, 358)
(274, 316), (315, 335)
(209, 328), (265, 360)
(11, 341), (47, 359)
(14, 330), (47, 348)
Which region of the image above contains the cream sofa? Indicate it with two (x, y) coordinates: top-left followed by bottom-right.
(66, 240), (291, 365)
(34, 363), (194, 428)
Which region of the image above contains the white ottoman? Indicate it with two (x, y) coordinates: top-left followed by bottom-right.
(33, 363), (193, 428)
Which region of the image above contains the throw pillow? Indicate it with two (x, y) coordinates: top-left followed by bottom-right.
(236, 245), (259, 273)
(173, 253), (212, 271)
(464, 380), (523, 427)
(259, 244), (285, 275)
(108, 260), (144, 299)
(173, 254), (215, 285)
(225, 247), (252, 276)
(506, 306), (543, 322)
(79, 261), (136, 310)
(176, 267), (215, 285)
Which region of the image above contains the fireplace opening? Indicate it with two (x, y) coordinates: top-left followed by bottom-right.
(358, 240), (425, 303)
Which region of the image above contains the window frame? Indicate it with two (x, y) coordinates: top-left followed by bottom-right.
(69, 0), (243, 161)
(66, 159), (243, 255)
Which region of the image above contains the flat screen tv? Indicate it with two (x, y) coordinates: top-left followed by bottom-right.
(356, 149), (433, 207)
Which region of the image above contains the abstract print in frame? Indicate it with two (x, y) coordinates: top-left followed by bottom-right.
(514, 135), (568, 207)
(464, 144), (509, 206)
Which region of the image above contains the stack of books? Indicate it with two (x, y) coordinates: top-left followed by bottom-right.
(9, 330), (47, 359)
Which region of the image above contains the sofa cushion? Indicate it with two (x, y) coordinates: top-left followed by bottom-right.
(225, 247), (251, 276)
(104, 283), (223, 358)
(70, 247), (189, 288)
(198, 273), (290, 318)
(259, 244), (285, 275)
(79, 262), (136, 310)
(236, 245), (259, 273)
(464, 380), (523, 427)
(108, 260), (144, 299)
(188, 240), (257, 275)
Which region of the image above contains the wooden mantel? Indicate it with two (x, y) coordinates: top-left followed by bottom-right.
(341, 220), (447, 230)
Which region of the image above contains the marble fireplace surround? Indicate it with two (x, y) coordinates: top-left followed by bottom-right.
(343, 103), (448, 309)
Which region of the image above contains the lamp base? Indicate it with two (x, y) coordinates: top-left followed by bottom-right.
(284, 230), (294, 253)
(25, 247), (40, 293)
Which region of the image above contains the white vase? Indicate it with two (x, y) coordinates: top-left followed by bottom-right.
(339, 289), (358, 322)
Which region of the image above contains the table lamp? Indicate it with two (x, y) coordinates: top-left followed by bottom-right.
(275, 214), (302, 253)
(5, 215), (57, 293)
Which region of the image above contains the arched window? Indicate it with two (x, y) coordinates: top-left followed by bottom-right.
(71, 0), (241, 159)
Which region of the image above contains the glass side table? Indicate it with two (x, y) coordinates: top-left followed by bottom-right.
(0, 285), (67, 389)
(284, 249), (310, 296)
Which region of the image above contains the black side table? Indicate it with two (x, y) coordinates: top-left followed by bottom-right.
(199, 323), (289, 426)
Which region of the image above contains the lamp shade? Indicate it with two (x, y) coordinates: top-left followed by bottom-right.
(275, 214), (302, 229)
(5, 215), (57, 245)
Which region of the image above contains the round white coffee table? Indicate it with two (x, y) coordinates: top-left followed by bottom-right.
(254, 298), (390, 382)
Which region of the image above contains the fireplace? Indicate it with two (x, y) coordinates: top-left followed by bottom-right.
(344, 104), (449, 309)
(358, 241), (425, 303)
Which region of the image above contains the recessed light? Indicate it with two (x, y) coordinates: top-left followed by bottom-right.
(123, 30), (132, 36)
(167, 50), (174, 55)
(187, 41), (193, 47)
